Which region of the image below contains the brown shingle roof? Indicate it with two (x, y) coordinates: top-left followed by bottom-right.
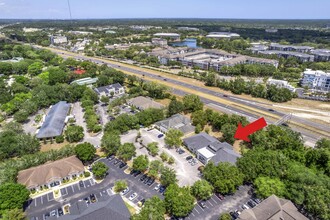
(17, 156), (84, 189)
(238, 195), (308, 220)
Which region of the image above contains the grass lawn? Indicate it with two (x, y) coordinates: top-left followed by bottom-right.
(124, 202), (136, 215)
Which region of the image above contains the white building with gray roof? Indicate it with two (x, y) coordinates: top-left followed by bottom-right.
(94, 83), (125, 97)
(155, 114), (195, 135)
(183, 132), (241, 165)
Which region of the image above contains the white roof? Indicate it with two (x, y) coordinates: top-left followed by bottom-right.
(154, 33), (180, 37)
(197, 147), (215, 159)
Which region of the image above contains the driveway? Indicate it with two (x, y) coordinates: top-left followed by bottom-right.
(71, 102), (102, 147)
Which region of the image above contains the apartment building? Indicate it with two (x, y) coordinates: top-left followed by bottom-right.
(50, 35), (68, 45)
(269, 43), (314, 53)
(311, 49), (330, 62)
(267, 79), (296, 92)
(151, 38), (168, 47)
(258, 50), (314, 62)
(301, 69), (330, 92)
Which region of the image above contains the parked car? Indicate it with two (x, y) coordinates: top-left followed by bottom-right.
(186, 156), (193, 160)
(119, 162), (127, 169)
(113, 159), (120, 165)
(154, 183), (161, 191)
(144, 177), (151, 184)
(138, 198), (146, 207)
(157, 134), (164, 138)
(129, 193), (137, 201)
(253, 198), (261, 204)
(241, 204), (250, 210)
(79, 181), (84, 188)
(140, 174), (147, 181)
(130, 169), (137, 175)
(159, 185), (166, 194)
(90, 194), (97, 203)
(107, 155), (115, 161)
(50, 210), (57, 217)
(44, 213), (50, 219)
(230, 211), (239, 219)
(247, 199), (257, 208)
(121, 187), (130, 195)
(147, 178), (155, 186)
(198, 201), (206, 209)
(215, 193), (225, 200)
(58, 208), (64, 216)
(133, 171), (141, 177)
(84, 197), (90, 204)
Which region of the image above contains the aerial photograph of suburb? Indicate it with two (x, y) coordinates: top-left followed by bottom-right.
(0, 0), (329, 220)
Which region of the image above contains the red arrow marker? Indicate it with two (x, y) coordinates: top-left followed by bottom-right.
(234, 118), (267, 142)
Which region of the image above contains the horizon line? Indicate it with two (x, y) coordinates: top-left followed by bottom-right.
(1, 18), (330, 21)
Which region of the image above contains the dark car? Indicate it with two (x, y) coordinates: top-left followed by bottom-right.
(119, 162), (127, 169)
(163, 78), (167, 81)
(230, 211), (239, 219)
(147, 178), (155, 186)
(199, 201), (206, 209)
(130, 169), (136, 175)
(58, 208), (64, 216)
(157, 134), (164, 138)
(223, 94), (228, 97)
(139, 198), (146, 206)
(253, 198), (261, 204)
(247, 199), (257, 208)
(186, 156), (193, 160)
(178, 149), (185, 154)
(90, 194), (97, 203)
(44, 213), (50, 219)
(144, 177), (151, 184)
(159, 185), (166, 194)
(281, 123), (289, 127)
(84, 197), (90, 204)
(140, 174), (147, 181)
(79, 181), (84, 188)
(133, 170), (141, 177)
(268, 108), (275, 112)
(215, 193), (225, 200)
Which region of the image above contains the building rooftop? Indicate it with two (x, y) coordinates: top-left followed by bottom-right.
(238, 195), (308, 220)
(94, 83), (123, 95)
(36, 101), (70, 139)
(17, 156), (84, 189)
(155, 113), (195, 135)
(57, 194), (130, 220)
(154, 33), (180, 37)
(259, 50), (314, 58)
(127, 96), (165, 110)
(71, 77), (98, 86)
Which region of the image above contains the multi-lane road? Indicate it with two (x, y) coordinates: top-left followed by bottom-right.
(39, 45), (329, 146)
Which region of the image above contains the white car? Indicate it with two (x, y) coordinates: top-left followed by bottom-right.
(120, 187), (130, 195)
(154, 184), (161, 191)
(129, 193), (137, 201)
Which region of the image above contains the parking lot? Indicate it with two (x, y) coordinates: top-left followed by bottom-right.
(121, 128), (201, 186)
(26, 156), (163, 220)
(186, 185), (252, 220)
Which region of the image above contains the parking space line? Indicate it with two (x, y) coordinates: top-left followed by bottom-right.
(40, 196), (43, 205)
(90, 179), (95, 186)
(211, 196), (218, 204)
(191, 212), (195, 216)
(194, 207), (200, 214)
(197, 204), (205, 211)
(207, 200), (214, 207)
(34, 198), (37, 207)
(77, 183), (81, 190)
(99, 192), (103, 197)
(71, 185), (75, 193)
(214, 195), (222, 202)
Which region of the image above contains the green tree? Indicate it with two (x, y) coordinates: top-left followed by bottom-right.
(164, 184), (195, 217)
(315, 138), (330, 150)
(164, 129), (184, 148)
(191, 110), (208, 127)
(101, 131), (121, 155)
(1, 208), (27, 220)
(191, 180), (214, 200)
(132, 196), (166, 220)
(149, 160), (164, 179)
(219, 213), (232, 220)
(92, 162), (108, 179)
(160, 167), (178, 186)
(114, 180), (128, 193)
(27, 62), (43, 76)
(203, 162), (244, 194)
(254, 177), (286, 198)
(221, 123), (237, 144)
(0, 183), (30, 213)
(183, 94), (203, 112)
(65, 125), (84, 143)
(74, 142), (96, 162)
(146, 142), (159, 156)
(168, 99), (185, 116)
(117, 143), (136, 161)
(100, 95), (110, 105)
(168, 156), (175, 165)
(48, 67), (68, 85)
(0, 62), (13, 75)
(133, 155), (149, 172)
(160, 151), (169, 162)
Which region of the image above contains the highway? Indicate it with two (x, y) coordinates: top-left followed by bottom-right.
(42, 46), (329, 146)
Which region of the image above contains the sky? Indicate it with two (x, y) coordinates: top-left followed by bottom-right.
(0, 0), (330, 20)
